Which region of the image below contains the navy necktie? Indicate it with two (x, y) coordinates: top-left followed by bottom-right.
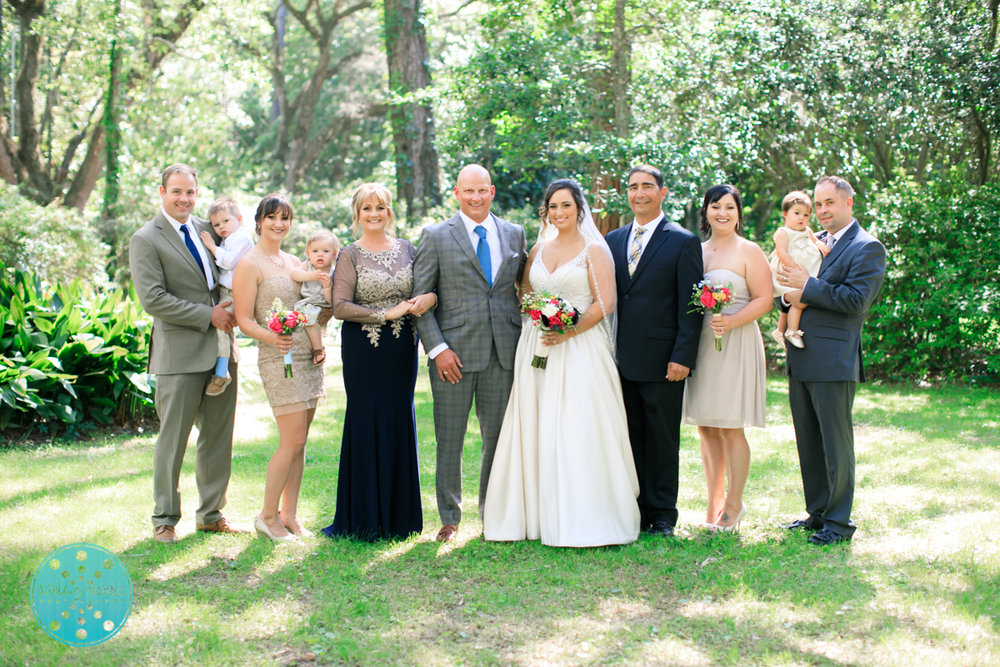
(474, 225), (492, 287)
(179, 224), (207, 279)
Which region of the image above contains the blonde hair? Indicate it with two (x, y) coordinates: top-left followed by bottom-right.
(208, 197), (241, 220)
(306, 228), (341, 254)
(350, 183), (396, 238)
(781, 191), (812, 214)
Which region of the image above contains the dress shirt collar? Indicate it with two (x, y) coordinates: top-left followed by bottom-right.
(459, 210), (496, 237)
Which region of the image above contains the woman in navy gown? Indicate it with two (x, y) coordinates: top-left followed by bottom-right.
(322, 183), (435, 541)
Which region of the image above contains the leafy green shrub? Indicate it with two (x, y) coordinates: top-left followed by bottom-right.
(866, 177), (1000, 384)
(0, 269), (155, 440)
(0, 183), (110, 287)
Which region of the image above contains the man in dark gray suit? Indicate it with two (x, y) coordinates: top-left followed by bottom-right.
(778, 176), (886, 545)
(412, 165), (527, 543)
(129, 164), (247, 543)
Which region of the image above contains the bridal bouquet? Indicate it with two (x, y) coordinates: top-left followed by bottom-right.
(688, 279), (733, 351)
(266, 298), (308, 378)
(521, 291), (581, 369)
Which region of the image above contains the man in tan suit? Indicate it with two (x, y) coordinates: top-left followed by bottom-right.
(129, 164), (247, 543)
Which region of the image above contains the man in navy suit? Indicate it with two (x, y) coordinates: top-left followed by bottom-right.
(778, 176), (886, 545)
(607, 165), (704, 536)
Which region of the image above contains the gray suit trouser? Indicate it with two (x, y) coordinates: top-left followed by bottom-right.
(788, 378), (857, 538)
(430, 346), (514, 526)
(152, 358), (238, 527)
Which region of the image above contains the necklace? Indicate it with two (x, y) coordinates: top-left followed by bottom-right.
(705, 236), (738, 254)
(259, 250), (285, 269)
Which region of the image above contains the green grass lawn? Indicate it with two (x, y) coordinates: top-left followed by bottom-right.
(2, 342), (999, 665)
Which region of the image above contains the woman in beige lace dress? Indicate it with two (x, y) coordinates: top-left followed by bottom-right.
(322, 183), (435, 541)
(233, 193), (326, 542)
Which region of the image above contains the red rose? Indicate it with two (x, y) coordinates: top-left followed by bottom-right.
(700, 292), (715, 308)
(284, 314), (298, 328)
(530, 310), (541, 321)
(548, 315), (561, 327)
(268, 319), (284, 333)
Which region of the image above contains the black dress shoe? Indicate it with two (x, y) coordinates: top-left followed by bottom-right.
(784, 517), (822, 531)
(648, 521), (675, 537)
(807, 528), (851, 546)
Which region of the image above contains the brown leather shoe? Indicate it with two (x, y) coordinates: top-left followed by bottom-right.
(205, 374), (231, 397)
(196, 515), (250, 534)
(436, 524), (458, 543)
(154, 525), (177, 543)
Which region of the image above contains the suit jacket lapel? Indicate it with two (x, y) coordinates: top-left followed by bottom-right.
(155, 213), (203, 278)
(818, 220), (859, 277)
(611, 227), (632, 292)
(629, 215), (669, 283)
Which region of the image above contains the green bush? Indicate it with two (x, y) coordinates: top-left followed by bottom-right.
(866, 177), (1000, 384)
(0, 269), (155, 441)
(0, 183), (110, 287)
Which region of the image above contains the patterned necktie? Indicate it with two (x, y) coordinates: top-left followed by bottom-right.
(179, 223), (207, 279)
(627, 224), (648, 277)
(826, 233), (837, 250)
(474, 225), (492, 287)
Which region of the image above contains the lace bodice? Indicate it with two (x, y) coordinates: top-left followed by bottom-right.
(332, 239), (415, 346)
(528, 244), (596, 313)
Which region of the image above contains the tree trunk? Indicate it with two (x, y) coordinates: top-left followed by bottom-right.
(11, 1), (53, 201)
(384, 0), (440, 221)
(592, 0), (629, 234)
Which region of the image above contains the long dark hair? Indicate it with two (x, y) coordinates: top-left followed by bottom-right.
(699, 184), (743, 237)
(538, 178), (587, 226)
(254, 193), (294, 235)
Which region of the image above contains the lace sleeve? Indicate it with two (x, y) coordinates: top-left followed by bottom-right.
(332, 246), (386, 324)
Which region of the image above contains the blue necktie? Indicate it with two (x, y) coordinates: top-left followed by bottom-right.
(474, 225), (492, 287)
(179, 224), (207, 279)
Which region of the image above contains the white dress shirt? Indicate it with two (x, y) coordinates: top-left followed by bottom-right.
(626, 214), (663, 266)
(164, 209), (215, 290)
(460, 211), (502, 284)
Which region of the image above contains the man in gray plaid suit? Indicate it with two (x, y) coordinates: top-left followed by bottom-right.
(412, 164), (528, 543)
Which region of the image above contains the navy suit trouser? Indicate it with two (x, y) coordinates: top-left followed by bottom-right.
(788, 378), (857, 538)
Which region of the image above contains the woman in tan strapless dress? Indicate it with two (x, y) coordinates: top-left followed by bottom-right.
(233, 193), (326, 542)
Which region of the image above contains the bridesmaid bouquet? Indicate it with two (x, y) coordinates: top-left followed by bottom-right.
(521, 291), (581, 369)
(266, 298), (308, 378)
(688, 279), (733, 351)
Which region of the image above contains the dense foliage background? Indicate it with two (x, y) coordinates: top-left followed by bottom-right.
(1, 0), (997, 437)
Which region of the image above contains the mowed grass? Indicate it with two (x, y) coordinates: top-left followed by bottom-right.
(1, 340), (998, 665)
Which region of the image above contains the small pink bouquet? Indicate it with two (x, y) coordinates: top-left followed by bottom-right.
(266, 298), (308, 377)
(688, 279), (733, 351)
(521, 291), (581, 369)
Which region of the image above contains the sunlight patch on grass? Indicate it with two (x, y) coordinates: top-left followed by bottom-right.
(362, 536), (421, 572)
(146, 539), (252, 582)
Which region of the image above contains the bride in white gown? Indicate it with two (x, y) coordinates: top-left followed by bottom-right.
(483, 179), (640, 547)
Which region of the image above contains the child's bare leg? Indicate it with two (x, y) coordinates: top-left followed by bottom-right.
(306, 325), (325, 365)
(770, 309), (788, 349)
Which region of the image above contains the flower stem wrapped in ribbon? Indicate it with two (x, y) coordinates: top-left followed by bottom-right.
(521, 290), (581, 369)
(687, 279), (734, 351)
(265, 298), (308, 378)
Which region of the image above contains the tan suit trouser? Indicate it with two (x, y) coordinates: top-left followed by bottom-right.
(152, 358), (237, 527)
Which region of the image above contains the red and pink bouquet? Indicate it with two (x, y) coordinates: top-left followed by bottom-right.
(521, 291), (581, 369)
(688, 279), (733, 351)
(266, 298), (308, 378)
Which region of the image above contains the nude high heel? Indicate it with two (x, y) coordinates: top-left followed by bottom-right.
(714, 503), (748, 533)
(255, 515), (297, 542)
